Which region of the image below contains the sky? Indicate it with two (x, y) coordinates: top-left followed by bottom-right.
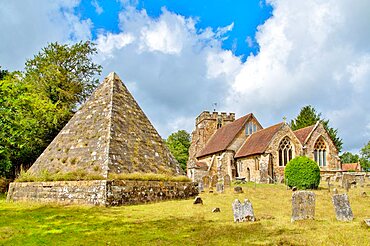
(1, 0), (370, 153)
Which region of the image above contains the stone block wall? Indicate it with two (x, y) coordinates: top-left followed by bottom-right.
(7, 180), (198, 206)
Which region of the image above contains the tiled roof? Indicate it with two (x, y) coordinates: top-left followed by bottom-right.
(195, 162), (208, 170)
(293, 124), (316, 144)
(235, 123), (284, 158)
(342, 163), (360, 171)
(196, 114), (252, 158)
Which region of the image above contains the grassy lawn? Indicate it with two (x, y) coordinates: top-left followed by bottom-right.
(0, 183), (369, 245)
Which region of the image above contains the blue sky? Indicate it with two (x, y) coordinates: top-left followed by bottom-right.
(1, 0), (370, 153)
(77, 0), (272, 59)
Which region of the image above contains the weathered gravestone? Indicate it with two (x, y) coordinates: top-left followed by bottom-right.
(234, 186), (243, 194)
(291, 191), (315, 222)
(198, 181), (204, 193)
(224, 175), (231, 187)
(211, 175), (218, 187)
(216, 183), (224, 193)
(202, 176), (210, 189)
(193, 196), (203, 205)
(332, 194), (353, 221)
(232, 199), (255, 222)
(212, 207), (221, 213)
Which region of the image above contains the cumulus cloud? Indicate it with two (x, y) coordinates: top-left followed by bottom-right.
(94, 7), (240, 137)
(0, 0), (92, 70)
(226, 0), (370, 151)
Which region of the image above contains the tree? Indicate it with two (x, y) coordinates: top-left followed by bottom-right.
(340, 152), (359, 164)
(290, 105), (343, 152)
(165, 130), (191, 171)
(0, 66), (8, 80)
(0, 41), (102, 179)
(360, 141), (370, 171)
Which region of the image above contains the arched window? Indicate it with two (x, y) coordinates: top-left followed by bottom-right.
(246, 122), (257, 135)
(314, 138), (326, 167)
(278, 137), (293, 166)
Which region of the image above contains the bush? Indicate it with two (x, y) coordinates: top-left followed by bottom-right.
(284, 156), (320, 189)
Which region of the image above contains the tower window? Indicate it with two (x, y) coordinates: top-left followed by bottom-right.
(217, 117), (222, 129)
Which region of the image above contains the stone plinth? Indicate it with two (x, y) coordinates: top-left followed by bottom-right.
(7, 180), (198, 206)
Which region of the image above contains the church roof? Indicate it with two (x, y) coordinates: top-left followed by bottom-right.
(28, 72), (183, 178)
(342, 163), (361, 171)
(196, 113), (253, 158)
(235, 122), (284, 158)
(293, 124), (316, 144)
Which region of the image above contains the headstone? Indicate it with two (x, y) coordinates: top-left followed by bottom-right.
(332, 188), (338, 195)
(332, 194), (353, 221)
(234, 186), (243, 194)
(212, 207), (221, 213)
(242, 199), (256, 221)
(364, 219), (370, 227)
(209, 188), (214, 193)
(211, 175), (218, 187)
(202, 176), (210, 188)
(198, 181), (204, 193)
(291, 191), (315, 222)
(292, 186), (297, 191)
(232, 199), (255, 222)
(193, 196), (203, 205)
(223, 175), (231, 187)
(216, 183), (224, 193)
(361, 191), (367, 197)
(344, 181), (350, 192)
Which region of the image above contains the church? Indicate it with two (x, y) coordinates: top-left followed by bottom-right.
(187, 111), (341, 183)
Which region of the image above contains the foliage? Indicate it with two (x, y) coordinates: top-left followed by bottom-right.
(0, 66), (8, 80)
(340, 151), (359, 164)
(0, 42), (102, 179)
(16, 169), (104, 182)
(109, 172), (191, 182)
(1, 184), (370, 245)
(360, 141), (370, 171)
(165, 130), (191, 171)
(284, 156), (321, 189)
(290, 105), (343, 152)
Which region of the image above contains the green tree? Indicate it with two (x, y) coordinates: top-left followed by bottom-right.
(340, 152), (359, 164)
(165, 130), (191, 171)
(290, 105), (343, 152)
(360, 141), (370, 171)
(0, 66), (8, 80)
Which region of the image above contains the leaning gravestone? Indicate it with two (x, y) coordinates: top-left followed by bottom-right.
(216, 183), (224, 193)
(232, 199), (255, 222)
(198, 181), (204, 193)
(291, 191), (315, 222)
(224, 175), (231, 187)
(332, 194), (353, 221)
(202, 176), (210, 189)
(211, 175), (218, 187)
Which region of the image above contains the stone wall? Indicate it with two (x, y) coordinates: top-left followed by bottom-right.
(7, 180), (198, 206)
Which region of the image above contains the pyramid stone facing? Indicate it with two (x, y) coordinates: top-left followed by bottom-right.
(28, 72), (182, 178)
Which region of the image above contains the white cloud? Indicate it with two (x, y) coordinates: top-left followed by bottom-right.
(91, 0), (103, 15)
(0, 0), (92, 70)
(226, 0), (370, 152)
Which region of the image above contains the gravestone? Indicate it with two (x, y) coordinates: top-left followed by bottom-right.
(234, 186), (243, 193)
(364, 219), (370, 227)
(198, 181), (204, 193)
(361, 191), (367, 197)
(332, 194), (353, 221)
(211, 175), (218, 187)
(202, 176), (210, 188)
(332, 188), (338, 195)
(232, 199), (255, 222)
(224, 175), (231, 187)
(216, 183), (224, 193)
(291, 191), (315, 222)
(212, 207), (221, 213)
(193, 196), (203, 205)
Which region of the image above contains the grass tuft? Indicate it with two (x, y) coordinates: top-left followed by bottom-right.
(109, 172), (191, 182)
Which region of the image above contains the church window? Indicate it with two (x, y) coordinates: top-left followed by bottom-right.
(217, 117), (222, 129)
(246, 122), (257, 135)
(278, 137), (293, 166)
(314, 138), (326, 167)
(237, 161), (243, 175)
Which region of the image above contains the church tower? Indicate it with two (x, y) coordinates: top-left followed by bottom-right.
(187, 111), (235, 172)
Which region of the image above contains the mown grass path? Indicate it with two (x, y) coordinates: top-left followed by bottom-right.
(1, 183), (369, 245)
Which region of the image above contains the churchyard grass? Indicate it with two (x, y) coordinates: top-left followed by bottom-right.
(0, 183), (369, 245)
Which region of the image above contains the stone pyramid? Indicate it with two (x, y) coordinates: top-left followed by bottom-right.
(28, 72), (182, 178)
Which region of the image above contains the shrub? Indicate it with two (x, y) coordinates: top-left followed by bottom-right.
(284, 156), (320, 189)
